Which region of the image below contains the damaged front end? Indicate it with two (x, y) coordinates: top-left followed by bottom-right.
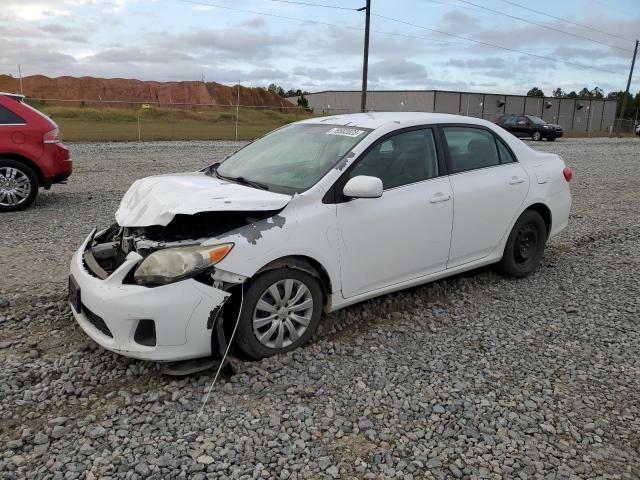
(84, 209), (281, 287)
(70, 171), (294, 363)
(71, 210), (288, 363)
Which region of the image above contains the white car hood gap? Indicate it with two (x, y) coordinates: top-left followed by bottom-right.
(115, 172), (292, 227)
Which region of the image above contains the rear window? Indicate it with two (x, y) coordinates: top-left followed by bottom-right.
(0, 105), (25, 124)
(20, 102), (58, 129)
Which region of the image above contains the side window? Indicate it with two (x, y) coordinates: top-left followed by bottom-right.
(517, 116), (528, 125)
(443, 127), (500, 174)
(0, 105), (25, 124)
(349, 129), (439, 189)
(504, 116), (517, 126)
(497, 139), (516, 164)
(379, 140), (393, 153)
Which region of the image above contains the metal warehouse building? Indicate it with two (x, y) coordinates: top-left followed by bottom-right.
(293, 90), (618, 133)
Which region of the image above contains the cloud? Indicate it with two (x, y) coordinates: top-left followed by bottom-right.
(150, 26), (289, 60)
(369, 58), (428, 84)
(88, 47), (195, 64)
(0, 0), (637, 94)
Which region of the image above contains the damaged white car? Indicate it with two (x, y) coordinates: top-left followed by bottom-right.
(69, 112), (572, 362)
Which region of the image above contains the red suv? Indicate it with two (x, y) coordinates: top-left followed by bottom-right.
(0, 93), (72, 211)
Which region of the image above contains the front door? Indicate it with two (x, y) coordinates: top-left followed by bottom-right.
(335, 127), (454, 298)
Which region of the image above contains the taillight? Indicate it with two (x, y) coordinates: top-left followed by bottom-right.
(43, 128), (61, 144)
(563, 167), (573, 182)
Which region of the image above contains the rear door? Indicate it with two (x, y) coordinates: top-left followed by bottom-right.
(442, 125), (529, 268)
(0, 98), (28, 150)
(501, 115), (518, 135)
(517, 116), (533, 137)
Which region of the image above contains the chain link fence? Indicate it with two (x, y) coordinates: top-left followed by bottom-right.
(26, 99), (312, 142)
(26, 98), (638, 142)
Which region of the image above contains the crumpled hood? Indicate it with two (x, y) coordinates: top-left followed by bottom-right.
(115, 172), (292, 227)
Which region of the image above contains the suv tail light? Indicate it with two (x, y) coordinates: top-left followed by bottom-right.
(43, 128), (61, 144)
(563, 167), (573, 182)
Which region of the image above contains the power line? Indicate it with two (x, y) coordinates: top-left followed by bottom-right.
(590, 0), (636, 18)
(372, 12), (622, 74)
(177, 0), (623, 75)
(495, 0), (635, 43)
(176, 0), (469, 47)
(265, 0), (359, 11)
(451, 0), (634, 53)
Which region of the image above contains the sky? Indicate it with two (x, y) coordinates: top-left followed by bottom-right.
(0, 0), (639, 96)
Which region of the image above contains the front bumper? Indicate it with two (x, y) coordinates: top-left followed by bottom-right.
(69, 230), (230, 361)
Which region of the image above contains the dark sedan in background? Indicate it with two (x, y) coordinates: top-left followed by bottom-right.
(496, 114), (563, 141)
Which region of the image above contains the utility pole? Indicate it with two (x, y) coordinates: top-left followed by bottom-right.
(235, 81), (240, 142)
(18, 64), (24, 95)
(358, 0), (371, 113)
(616, 39), (638, 135)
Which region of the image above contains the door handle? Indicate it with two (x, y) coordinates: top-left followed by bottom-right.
(509, 177), (525, 185)
(429, 193), (451, 204)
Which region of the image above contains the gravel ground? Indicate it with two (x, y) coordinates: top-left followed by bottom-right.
(1, 138), (639, 479)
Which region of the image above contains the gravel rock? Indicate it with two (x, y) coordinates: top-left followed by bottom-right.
(32, 433), (49, 445)
(1, 138), (639, 479)
(87, 426), (106, 439)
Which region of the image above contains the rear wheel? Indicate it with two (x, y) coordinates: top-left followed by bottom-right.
(532, 131), (542, 141)
(0, 159), (38, 212)
(235, 268), (323, 359)
(497, 210), (547, 278)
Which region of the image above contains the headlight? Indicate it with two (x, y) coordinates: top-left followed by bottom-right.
(134, 243), (233, 286)
(542, 125), (552, 129)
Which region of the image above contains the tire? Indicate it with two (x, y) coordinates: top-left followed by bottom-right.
(532, 131), (542, 141)
(497, 210), (547, 278)
(235, 268), (323, 359)
(0, 159), (39, 212)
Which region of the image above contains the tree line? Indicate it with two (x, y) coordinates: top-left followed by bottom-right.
(265, 84), (311, 111)
(527, 86), (640, 119)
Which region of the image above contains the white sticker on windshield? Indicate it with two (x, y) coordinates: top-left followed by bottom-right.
(326, 127), (365, 137)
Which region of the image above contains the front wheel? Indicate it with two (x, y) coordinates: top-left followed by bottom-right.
(532, 131), (542, 141)
(0, 159), (39, 212)
(497, 210), (547, 278)
(235, 268), (323, 359)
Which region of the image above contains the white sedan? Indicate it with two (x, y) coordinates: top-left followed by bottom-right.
(69, 113), (572, 362)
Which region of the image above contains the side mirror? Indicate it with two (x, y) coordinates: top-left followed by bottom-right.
(343, 175), (383, 199)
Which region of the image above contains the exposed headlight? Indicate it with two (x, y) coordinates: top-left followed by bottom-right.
(134, 243), (233, 286)
(542, 125), (552, 129)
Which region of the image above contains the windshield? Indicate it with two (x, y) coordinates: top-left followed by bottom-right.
(216, 123), (372, 192)
(527, 115), (547, 125)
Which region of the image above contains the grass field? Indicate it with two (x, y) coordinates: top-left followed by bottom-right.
(38, 105), (314, 142)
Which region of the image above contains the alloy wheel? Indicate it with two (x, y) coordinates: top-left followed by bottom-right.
(0, 167), (32, 207)
(253, 278), (314, 349)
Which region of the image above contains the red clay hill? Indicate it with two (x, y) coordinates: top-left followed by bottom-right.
(0, 75), (296, 109)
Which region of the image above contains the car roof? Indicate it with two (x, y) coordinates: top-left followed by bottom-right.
(297, 111), (495, 130)
(0, 92), (25, 102)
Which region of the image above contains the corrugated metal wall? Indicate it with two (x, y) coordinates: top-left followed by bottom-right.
(297, 90), (618, 133)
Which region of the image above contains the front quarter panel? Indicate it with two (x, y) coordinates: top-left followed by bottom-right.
(208, 195), (342, 294)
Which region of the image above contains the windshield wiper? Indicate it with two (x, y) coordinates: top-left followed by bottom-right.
(232, 176), (270, 190)
(214, 168), (269, 191)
